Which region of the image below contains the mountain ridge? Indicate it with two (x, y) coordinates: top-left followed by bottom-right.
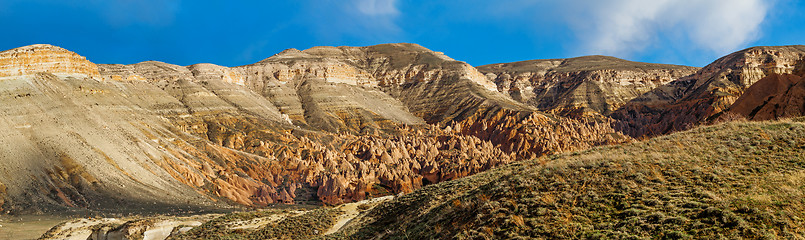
(0, 43), (628, 213)
(612, 45), (805, 137)
(3, 42), (805, 239)
(478, 54), (698, 117)
(2, 42), (804, 217)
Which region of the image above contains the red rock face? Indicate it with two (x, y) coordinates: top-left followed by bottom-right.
(448, 108), (629, 159)
(612, 46), (805, 137)
(726, 73), (805, 121)
(171, 116), (515, 205)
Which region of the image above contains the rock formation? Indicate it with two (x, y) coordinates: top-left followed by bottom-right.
(231, 46), (425, 132)
(612, 45), (805, 137)
(7, 42), (803, 213)
(478, 56), (698, 117)
(0, 43), (632, 213)
(725, 72), (805, 121)
(0, 44), (100, 79)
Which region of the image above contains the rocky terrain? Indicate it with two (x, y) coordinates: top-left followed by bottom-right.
(2, 42), (805, 239)
(474, 46), (805, 139)
(0, 44), (100, 79)
(39, 118), (805, 239)
(724, 70), (805, 121)
(612, 45), (805, 137)
(328, 118), (805, 239)
(0, 43), (629, 216)
(478, 56), (698, 117)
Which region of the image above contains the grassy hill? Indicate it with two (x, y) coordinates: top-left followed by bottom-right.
(70, 118), (805, 239)
(333, 118), (805, 239)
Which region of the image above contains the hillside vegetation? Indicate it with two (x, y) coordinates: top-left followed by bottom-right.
(39, 118), (805, 239)
(333, 118), (805, 239)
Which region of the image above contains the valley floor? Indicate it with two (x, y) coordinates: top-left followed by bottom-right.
(33, 196), (394, 240)
(0, 215), (70, 240)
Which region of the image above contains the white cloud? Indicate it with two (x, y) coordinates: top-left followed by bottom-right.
(566, 0), (769, 57)
(355, 0), (399, 16)
(303, 0), (401, 42)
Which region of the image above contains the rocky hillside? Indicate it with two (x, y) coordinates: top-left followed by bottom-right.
(0, 43), (629, 213)
(330, 118), (805, 239)
(725, 66), (805, 121)
(612, 45), (805, 137)
(11, 41), (805, 222)
(475, 46), (805, 138)
(42, 118), (805, 239)
(478, 56), (698, 117)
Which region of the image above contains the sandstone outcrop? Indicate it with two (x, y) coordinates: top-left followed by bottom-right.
(448, 108), (630, 159)
(612, 45), (805, 137)
(725, 72), (805, 120)
(165, 116), (515, 205)
(0, 43), (634, 213)
(232, 47), (425, 132)
(478, 56), (698, 117)
(0, 44), (100, 79)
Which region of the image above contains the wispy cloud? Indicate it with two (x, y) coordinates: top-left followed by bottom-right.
(355, 0), (399, 16)
(303, 0), (401, 42)
(89, 0), (181, 27)
(564, 0), (770, 57)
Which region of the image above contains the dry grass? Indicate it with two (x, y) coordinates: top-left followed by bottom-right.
(169, 207), (341, 240)
(333, 119), (805, 239)
(156, 119), (805, 239)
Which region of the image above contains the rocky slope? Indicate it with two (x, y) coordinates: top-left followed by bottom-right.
(255, 44), (630, 158)
(478, 56), (698, 117)
(330, 119), (805, 239)
(612, 45), (805, 137)
(725, 68), (805, 121)
(44, 119), (805, 239)
(233, 43), (507, 127)
(0, 43), (629, 213)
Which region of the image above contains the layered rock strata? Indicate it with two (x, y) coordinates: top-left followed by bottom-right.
(0, 43), (632, 213)
(0, 44), (100, 79)
(613, 45), (805, 137)
(478, 56), (698, 117)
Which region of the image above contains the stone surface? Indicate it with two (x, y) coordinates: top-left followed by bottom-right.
(0, 43), (631, 213)
(725, 72), (805, 121)
(478, 55), (698, 117)
(612, 45), (805, 137)
(233, 46), (426, 132)
(0, 44), (100, 79)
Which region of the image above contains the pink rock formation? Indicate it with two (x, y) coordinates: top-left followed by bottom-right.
(727, 73), (805, 120)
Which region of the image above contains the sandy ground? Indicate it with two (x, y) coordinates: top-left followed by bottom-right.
(0, 215), (72, 240)
(23, 196), (393, 239)
(35, 214), (218, 240)
(142, 219), (204, 240)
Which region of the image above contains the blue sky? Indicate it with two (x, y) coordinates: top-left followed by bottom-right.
(1, 0), (802, 67)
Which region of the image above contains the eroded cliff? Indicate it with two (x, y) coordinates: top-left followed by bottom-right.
(478, 56), (698, 117)
(0, 44), (100, 79)
(612, 45), (805, 137)
(0, 44), (634, 213)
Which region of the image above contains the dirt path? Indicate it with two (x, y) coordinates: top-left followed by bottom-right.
(325, 196), (394, 235)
